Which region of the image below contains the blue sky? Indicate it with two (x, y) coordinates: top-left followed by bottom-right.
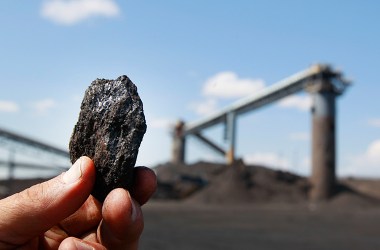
(0, 0), (379, 178)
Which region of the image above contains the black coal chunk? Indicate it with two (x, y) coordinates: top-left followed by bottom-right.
(69, 75), (146, 202)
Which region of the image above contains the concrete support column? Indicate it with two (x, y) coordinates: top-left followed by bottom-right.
(310, 88), (337, 201)
(225, 112), (237, 165)
(172, 120), (186, 164)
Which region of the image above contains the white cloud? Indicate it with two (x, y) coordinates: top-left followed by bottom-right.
(366, 140), (380, 165)
(244, 152), (290, 170)
(41, 0), (120, 25)
(33, 99), (56, 115)
(0, 101), (19, 113)
(368, 118), (380, 128)
(278, 95), (312, 112)
(189, 71), (265, 116)
(188, 98), (219, 116)
(203, 71), (265, 99)
(341, 139), (380, 177)
(289, 132), (310, 141)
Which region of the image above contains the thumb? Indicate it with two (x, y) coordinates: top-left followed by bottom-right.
(0, 156), (95, 246)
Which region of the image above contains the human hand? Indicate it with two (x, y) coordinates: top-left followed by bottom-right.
(0, 156), (157, 250)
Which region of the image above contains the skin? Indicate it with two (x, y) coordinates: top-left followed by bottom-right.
(0, 156), (157, 250)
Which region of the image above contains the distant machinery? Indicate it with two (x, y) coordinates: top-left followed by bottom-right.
(0, 127), (70, 180)
(172, 64), (351, 201)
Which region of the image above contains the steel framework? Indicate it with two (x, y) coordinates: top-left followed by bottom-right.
(0, 127), (70, 180)
(172, 64), (351, 200)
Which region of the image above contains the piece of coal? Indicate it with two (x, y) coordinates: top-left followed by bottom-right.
(69, 75), (147, 202)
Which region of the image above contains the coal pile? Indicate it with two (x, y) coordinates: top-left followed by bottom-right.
(153, 160), (310, 204)
(153, 160), (380, 206)
(153, 161), (224, 199)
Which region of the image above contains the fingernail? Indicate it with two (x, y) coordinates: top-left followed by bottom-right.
(63, 157), (83, 184)
(75, 240), (94, 250)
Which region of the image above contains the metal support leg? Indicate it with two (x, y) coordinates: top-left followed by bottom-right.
(225, 112), (236, 165)
(171, 120), (186, 164)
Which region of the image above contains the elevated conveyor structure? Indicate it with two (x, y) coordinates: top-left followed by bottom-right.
(172, 64), (351, 200)
(0, 127), (70, 180)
